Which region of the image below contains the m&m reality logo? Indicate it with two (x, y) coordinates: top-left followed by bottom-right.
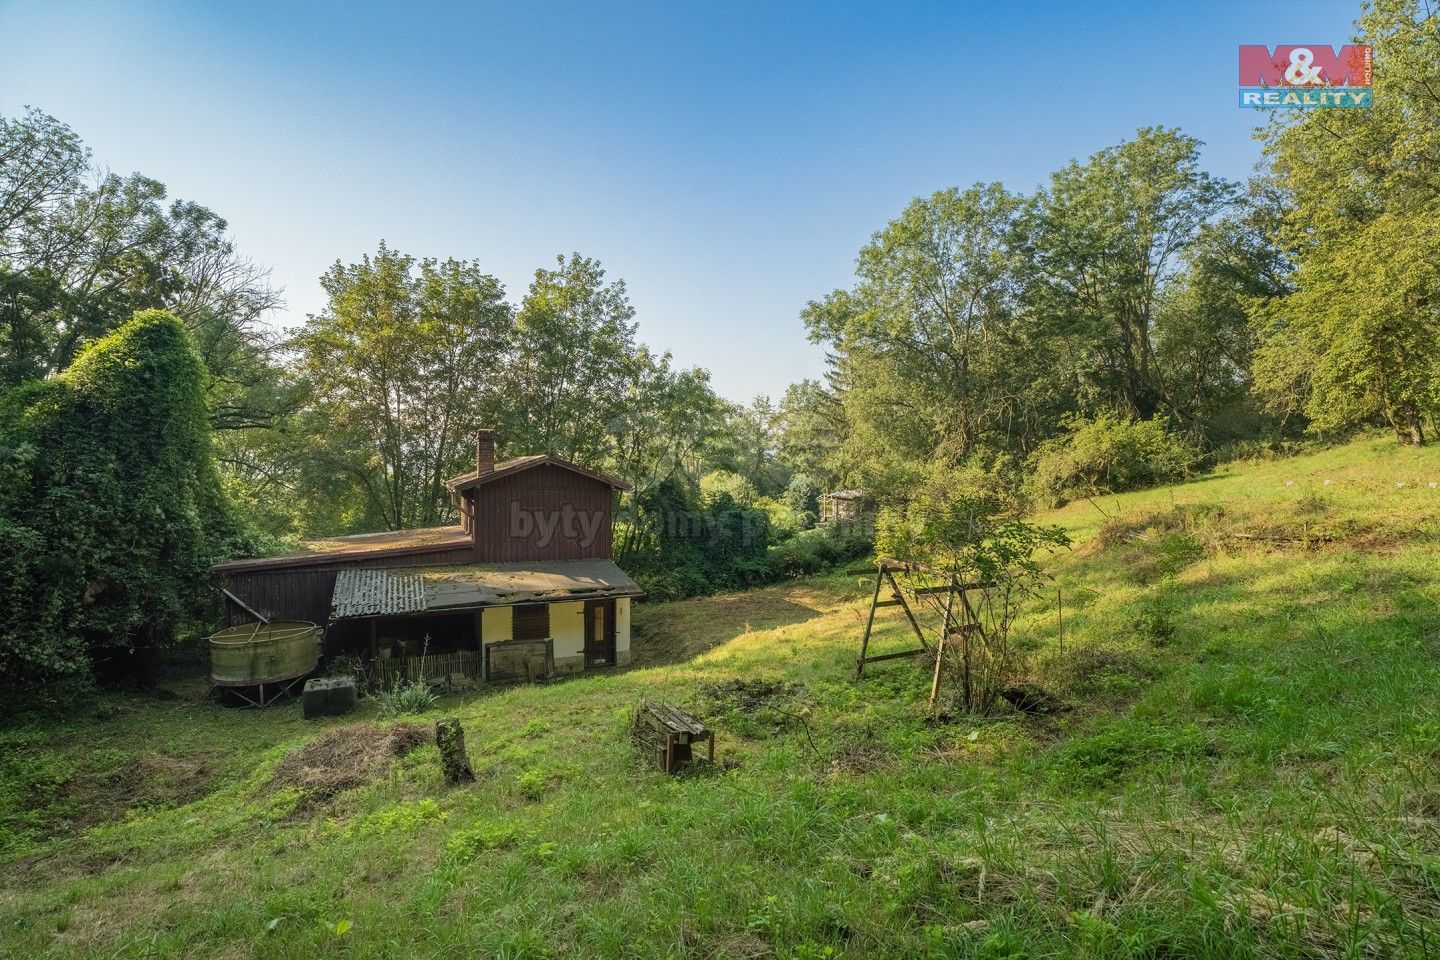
(1238, 45), (1373, 109)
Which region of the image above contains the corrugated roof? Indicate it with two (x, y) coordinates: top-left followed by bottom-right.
(328, 559), (642, 621)
(332, 568), (429, 619)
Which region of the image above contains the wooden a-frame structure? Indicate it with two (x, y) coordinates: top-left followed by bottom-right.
(855, 559), (993, 712)
(854, 562), (931, 678)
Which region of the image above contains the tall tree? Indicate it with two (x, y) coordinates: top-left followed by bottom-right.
(805, 183), (1063, 484)
(777, 378), (846, 488)
(1154, 178), (1292, 443)
(1022, 127), (1236, 420)
(502, 254), (637, 462)
(1251, 0), (1440, 445)
(292, 244), (512, 530)
(605, 346), (726, 496)
(0, 108), (288, 431)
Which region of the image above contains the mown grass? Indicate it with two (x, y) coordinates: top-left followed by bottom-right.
(3, 433), (1440, 958)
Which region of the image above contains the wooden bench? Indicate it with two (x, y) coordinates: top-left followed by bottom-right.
(633, 700), (715, 773)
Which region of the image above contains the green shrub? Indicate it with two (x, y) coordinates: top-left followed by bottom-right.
(376, 682), (438, 717)
(698, 470), (757, 507)
(782, 474), (821, 528)
(767, 524), (872, 578)
(1026, 413), (1198, 507)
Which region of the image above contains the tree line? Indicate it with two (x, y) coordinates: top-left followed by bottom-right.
(787, 0), (1438, 510)
(1, 0), (1434, 691)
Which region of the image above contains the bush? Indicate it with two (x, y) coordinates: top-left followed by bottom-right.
(782, 474), (821, 528)
(1026, 413), (1198, 506)
(627, 478), (872, 601)
(376, 681), (438, 717)
(698, 470), (757, 507)
(766, 524), (872, 579)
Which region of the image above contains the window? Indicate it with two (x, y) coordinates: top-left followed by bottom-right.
(512, 603), (549, 641)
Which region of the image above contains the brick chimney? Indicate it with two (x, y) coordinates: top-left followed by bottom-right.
(476, 429), (496, 475)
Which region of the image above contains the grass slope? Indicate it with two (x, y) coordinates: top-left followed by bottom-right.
(4, 434), (1440, 959)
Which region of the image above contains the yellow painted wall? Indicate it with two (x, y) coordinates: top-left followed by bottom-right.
(550, 601), (586, 660)
(480, 598), (631, 668)
(481, 605), (513, 644)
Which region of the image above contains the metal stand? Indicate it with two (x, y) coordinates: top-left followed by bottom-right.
(212, 670), (310, 708)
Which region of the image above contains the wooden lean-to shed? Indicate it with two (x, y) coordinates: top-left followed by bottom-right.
(819, 489), (869, 524)
(209, 430), (641, 685)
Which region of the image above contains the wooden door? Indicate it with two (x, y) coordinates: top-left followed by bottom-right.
(584, 599), (616, 667)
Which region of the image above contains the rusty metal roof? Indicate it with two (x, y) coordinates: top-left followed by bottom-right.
(328, 559), (642, 621)
(331, 568), (429, 619)
(211, 525), (472, 574)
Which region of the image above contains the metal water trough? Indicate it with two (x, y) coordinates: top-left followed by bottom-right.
(209, 620), (321, 707)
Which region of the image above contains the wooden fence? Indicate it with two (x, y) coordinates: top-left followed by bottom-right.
(375, 650), (483, 690)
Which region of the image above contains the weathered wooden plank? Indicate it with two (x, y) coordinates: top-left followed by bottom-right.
(861, 648), (926, 664)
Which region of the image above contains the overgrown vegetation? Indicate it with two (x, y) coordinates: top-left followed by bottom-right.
(2, 436), (1439, 957)
(0, 312), (260, 690)
(794, 0), (1440, 513)
(5, 0), (1438, 687)
(1027, 413), (1199, 507)
(876, 484), (1070, 713)
(375, 682), (439, 718)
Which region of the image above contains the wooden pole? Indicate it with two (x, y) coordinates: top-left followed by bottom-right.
(856, 564), (886, 678)
(929, 576), (958, 713)
(221, 588), (269, 625)
(959, 588), (978, 711)
(889, 570), (932, 652)
(928, 627), (947, 713)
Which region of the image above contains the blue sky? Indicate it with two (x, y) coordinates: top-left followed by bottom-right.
(0, 0), (1360, 403)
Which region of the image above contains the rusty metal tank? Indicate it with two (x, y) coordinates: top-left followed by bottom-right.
(209, 621), (321, 701)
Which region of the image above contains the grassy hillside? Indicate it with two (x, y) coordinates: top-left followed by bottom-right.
(3, 434), (1440, 959)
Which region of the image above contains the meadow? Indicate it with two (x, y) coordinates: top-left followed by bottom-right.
(3, 434), (1440, 959)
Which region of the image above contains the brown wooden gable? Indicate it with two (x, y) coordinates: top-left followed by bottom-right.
(467, 461), (616, 562)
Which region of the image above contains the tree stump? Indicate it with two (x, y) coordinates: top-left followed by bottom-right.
(435, 717), (475, 784)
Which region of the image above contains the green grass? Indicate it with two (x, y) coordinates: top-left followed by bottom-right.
(4, 433), (1440, 958)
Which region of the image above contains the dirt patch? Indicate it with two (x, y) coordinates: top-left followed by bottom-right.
(701, 678), (808, 712)
(827, 740), (892, 776)
(269, 722), (431, 799)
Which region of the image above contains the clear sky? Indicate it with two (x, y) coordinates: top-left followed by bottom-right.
(0, 0), (1360, 403)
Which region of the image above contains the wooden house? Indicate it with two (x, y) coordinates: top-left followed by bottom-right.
(209, 430), (640, 684)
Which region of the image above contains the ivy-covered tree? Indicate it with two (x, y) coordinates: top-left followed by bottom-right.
(0, 310), (254, 689)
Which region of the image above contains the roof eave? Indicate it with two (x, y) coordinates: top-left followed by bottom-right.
(209, 541), (475, 576)
(445, 455), (632, 493)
